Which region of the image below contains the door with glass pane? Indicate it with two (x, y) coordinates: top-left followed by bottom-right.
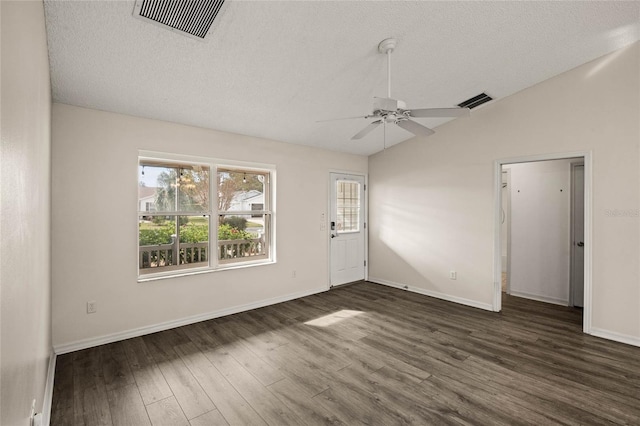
(330, 173), (366, 286)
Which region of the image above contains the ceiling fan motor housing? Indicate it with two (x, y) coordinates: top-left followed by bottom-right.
(374, 97), (406, 113)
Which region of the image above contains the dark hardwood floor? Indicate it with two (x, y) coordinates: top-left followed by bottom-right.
(51, 282), (640, 425)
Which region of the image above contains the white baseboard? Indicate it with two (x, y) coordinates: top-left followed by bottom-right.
(509, 290), (568, 306)
(368, 277), (493, 312)
(42, 349), (56, 426)
(54, 287), (327, 354)
(590, 327), (640, 347)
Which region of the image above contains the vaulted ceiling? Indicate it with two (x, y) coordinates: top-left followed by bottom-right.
(44, 1), (640, 156)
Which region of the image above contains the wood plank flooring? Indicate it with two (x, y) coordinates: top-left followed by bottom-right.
(51, 282), (640, 425)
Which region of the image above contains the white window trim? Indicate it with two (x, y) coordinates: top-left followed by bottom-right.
(137, 150), (276, 282)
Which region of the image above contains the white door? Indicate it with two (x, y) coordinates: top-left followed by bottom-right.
(330, 173), (366, 286)
(570, 163), (585, 307)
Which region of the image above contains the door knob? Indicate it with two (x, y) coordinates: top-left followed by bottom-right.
(331, 234), (337, 238)
(577, 242), (584, 247)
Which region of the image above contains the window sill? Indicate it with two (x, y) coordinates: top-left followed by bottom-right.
(137, 259), (276, 283)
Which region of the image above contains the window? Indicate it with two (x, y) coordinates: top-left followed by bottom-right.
(336, 180), (361, 233)
(138, 154), (274, 278)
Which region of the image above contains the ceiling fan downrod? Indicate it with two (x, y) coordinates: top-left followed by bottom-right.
(378, 38), (396, 99)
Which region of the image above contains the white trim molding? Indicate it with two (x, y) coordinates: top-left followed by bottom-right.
(369, 277), (493, 312)
(42, 349), (56, 426)
(590, 328), (640, 348)
(509, 290), (568, 306)
(54, 287), (327, 354)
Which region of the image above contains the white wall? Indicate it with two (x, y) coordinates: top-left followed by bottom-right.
(508, 159), (575, 305)
(51, 104), (367, 349)
(369, 42), (640, 342)
(1, 1), (52, 424)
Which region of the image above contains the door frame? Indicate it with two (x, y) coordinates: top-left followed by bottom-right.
(327, 170), (368, 289)
(569, 161), (585, 307)
(493, 151), (592, 334)
(501, 168), (512, 295)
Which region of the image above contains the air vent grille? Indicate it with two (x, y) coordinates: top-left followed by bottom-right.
(135, 0), (225, 39)
(458, 92), (493, 109)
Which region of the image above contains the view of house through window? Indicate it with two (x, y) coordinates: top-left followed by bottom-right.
(217, 169), (270, 264)
(138, 157), (273, 277)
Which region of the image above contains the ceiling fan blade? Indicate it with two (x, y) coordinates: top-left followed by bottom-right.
(351, 120), (382, 140)
(396, 119), (435, 137)
(408, 107), (470, 118)
(316, 115), (372, 123)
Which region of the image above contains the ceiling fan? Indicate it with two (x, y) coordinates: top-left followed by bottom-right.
(321, 38), (469, 141)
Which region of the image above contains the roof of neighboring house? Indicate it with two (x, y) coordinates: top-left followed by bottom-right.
(232, 190), (262, 202)
(138, 186), (157, 200)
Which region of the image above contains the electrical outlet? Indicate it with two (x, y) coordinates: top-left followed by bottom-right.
(87, 301), (97, 314)
(449, 270), (457, 280)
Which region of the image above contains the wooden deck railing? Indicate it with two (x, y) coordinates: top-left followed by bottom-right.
(218, 238), (264, 263)
(139, 236), (264, 272)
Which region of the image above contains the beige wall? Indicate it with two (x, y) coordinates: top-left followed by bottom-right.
(51, 104), (367, 349)
(1, 1), (52, 424)
(369, 43), (640, 342)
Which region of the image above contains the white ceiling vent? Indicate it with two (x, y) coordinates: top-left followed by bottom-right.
(133, 0), (225, 40)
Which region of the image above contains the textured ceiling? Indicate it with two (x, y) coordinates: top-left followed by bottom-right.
(44, 1), (639, 156)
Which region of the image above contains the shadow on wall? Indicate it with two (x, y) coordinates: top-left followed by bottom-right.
(373, 202), (462, 291)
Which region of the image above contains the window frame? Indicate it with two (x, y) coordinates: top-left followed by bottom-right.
(217, 167), (272, 265)
(138, 151), (276, 281)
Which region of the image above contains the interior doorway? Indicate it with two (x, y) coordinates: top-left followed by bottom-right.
(494, 152), (591, 333)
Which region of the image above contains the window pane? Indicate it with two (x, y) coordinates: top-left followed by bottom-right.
(139, 215), (209, 274)
(177, 166), (209, 212)
(139, 216), (177, 272)
(336, 180), (360, 233)
(179, 215), (209, 267)
(139, 164), (209, 212)
(218, 170), (265, 212)
(139, 165), (177, 212)
(218, 214), (267, 263)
